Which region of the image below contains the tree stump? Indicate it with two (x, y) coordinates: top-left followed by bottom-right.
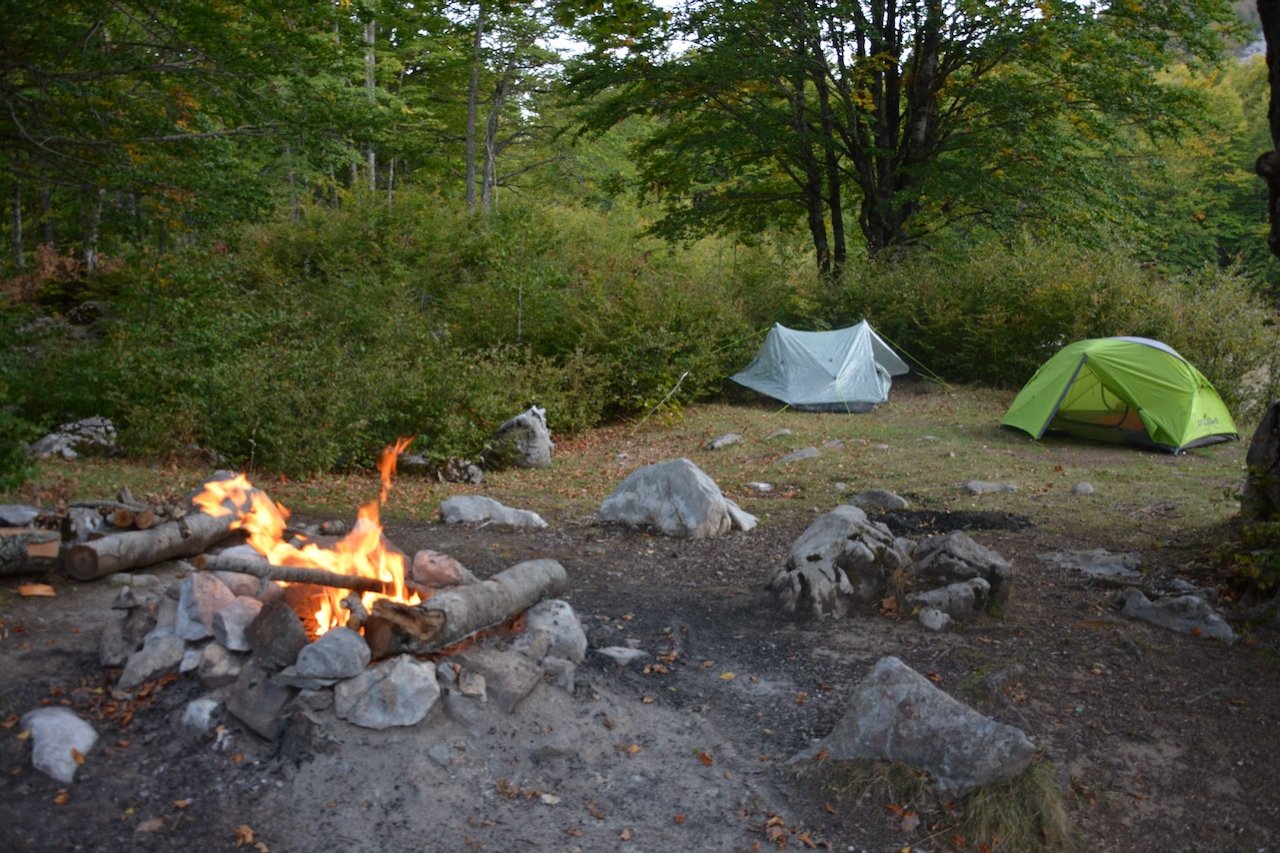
(1242, 401), (1280, 522)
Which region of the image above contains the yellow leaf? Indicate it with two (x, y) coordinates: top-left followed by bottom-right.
(719, 672), (736, 681)
(641, 695), (654, 704)
(18, 584), (56, 598)
(52, 790), (70, 805)
(71, 748), (85, 765)
(235, 825), (255, 847)
(626, 743), (641, 755)
(16, 729), (31, 741)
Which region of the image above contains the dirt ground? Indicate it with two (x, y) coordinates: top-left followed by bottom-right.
(1, 480), (1279, 851)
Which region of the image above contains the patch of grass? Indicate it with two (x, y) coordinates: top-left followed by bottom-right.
(0, 385), (1248, 552)
(961, 757), (1073, 851)
(810, 757), (934, 813)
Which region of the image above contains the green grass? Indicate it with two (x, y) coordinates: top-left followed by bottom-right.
(3, 382), (1248, 550)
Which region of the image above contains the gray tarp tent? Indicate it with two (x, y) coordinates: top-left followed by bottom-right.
(731, 321), (910, 412)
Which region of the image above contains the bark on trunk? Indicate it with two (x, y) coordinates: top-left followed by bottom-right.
(10, 169), (23, 272)
(1258, 0), (1280, 258)
(0, 529), (61, 576)
(364, 559), (567, 657)
(465, 1), (487, 213)
(64, 511), (239, 580)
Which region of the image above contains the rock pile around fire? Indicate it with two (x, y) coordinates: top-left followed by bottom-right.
(99, 558), (586, 741)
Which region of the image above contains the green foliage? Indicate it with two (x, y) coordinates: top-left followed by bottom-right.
(0, 380), (36, 490)
(835, 236), (1278, 422)
(1226, 519), (1280, 596)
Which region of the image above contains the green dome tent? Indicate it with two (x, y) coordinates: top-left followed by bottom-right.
(1001, 337), (1238, 452)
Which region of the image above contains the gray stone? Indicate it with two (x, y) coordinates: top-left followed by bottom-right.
(212, 596), (263, 652)
(541, 656), (576, 692)
(245, 598), (309, 670)
(777, 446), (821, 464)
(226, 659), (298, 741)
(796, 656), (1036, 796)
(703, 433), (741, 450)
(143, 596), (179, 643)
(510, 599), (587, 663)
(1039, 549), (1142, 581)
(598, 457), (756, 539)
(176, 573), (236, 642)
(482, 405), (554, 470)
(0, 504), (41, 526)
(410, 549), (479, 588)
(282, 627), (370, 680)
(118, 635), (187, 690)
(99, 603), (157, 667)
(912, 531), (1013, 612)
(961, 480), (1019, 495)
(26, 416), (116, 460)
(453, 647), (543, 714)
(823, 439), (846, 449)
(594, 646), (650, 667)
(20, 707), (98, 784)
(196, 642), (243, 689)
(745, 482), (774, 493)
(918, 607), (952, 632)
(905, 578), (990, 620)
(334, 655), (440, 729)
(439, 495), (547, 529)
(1072, 482), (1095, 496)
(1119, 589), (1238, 643)
(847, 489), (910, 512)
(765, 505), (910, 619)
(183, 697), (222, 733)
(765, 429), (793, 441)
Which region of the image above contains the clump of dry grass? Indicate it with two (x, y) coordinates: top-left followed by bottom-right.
(803, 754), (1073, 851)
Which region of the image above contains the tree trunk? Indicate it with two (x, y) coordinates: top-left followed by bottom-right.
(364, 7), (377, 193)
(10, 168), (24, 272)
(465, 1), (487, 213)
(364, 559), (567, 657)
(0, 529), (60, 576)
(64, 511), (240, 580)
(83, 186), (104, 273)
(1243, 400), (1280, 522)
(1258, 0), (1280, 258)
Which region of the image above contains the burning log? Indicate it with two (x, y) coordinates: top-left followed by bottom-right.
(365, 559), (568, 658)
(0, 528), (62, 576)
(197, 553), (393, 596)
(64, 510), (240, 580)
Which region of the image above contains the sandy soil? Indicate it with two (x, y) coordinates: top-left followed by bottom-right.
(1, 496), (1278, 852)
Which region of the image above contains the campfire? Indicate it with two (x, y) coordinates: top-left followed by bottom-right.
(190, 437), (422, 636)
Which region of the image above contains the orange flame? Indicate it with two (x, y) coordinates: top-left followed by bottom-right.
(193, 437), (421, 634)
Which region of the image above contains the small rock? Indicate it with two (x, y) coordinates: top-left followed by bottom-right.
(1072, 482), (1095, 496)
(20, 707), (98, 784)
(703, 433), (741, 451)
(961, 480), (1019, 495)
(777, 447), (821, 464)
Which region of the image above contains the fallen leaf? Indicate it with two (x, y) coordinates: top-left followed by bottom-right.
(719, 672), (736, 681)
(674, 814), (686, 824)
(823, 802), (836, 815)
(564, 827), (583, 838)
(71, 748), (85, 765)
(701, 660), (714, 669)
(173, 799), (193, 809)
(641, 695), (654, 704)
(813, 749), (829, 763)
(797, 831), (817, 849)
(231, 753), (244, 763)
(626, 743), (641, 755)
(619, 828), (632, 841)
(235, 825), (255, 847)
(926, 672), (942, 683)
(52, 790), (70, 805)
(135, 817), (165, 834)
(0, 714), (19, 729)
(540, 793), (561, 805)
(697, 750), (714, 766)
(1190, 627), (1203, 638)
(885, 802), (905, 816)
(586, 800), (605, 820)
(901, 812), (920, 832)
(795, 692), (808, 705)
(254, 843), (270, 853)
(18, 584), (56, 598)
(16, 729), (32, 741)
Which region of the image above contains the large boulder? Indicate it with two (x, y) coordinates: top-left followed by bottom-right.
(793, 656), (1037, 797)
(482, 406), (554, 470)
(765, 505), (910, 619)
(598, 457), (757, 539)
(27, 416), (117, 460)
